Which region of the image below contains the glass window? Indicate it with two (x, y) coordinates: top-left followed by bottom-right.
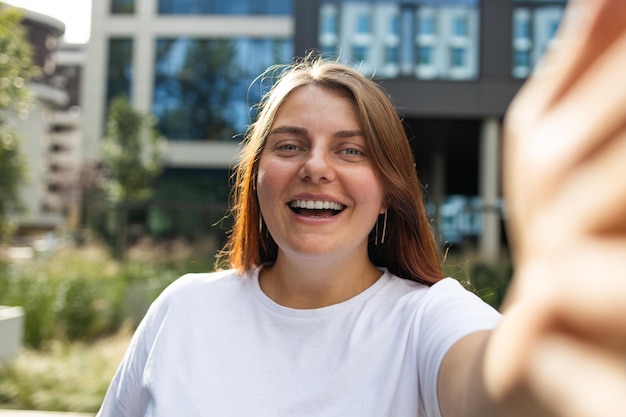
(418, 45), (433, 66)
(158, 0), (292, 15)
(352, 45), (368, 62)
(106, 38), (133, 106)
(322, 13), (338, 35)
(389, 15), (400, 36)
(386, 46), (399, 64)
(153, 37), (293, 141)
(419, 15), (435, 36)
(320, 1), (479, 80)
(450, 47), (466, 68)
(452, 16), (468, 37)
(514, 49), (530, 67)
(356, 13), (371, 34)
(111, 0), (135, 14)
(515, 17), (530, 39)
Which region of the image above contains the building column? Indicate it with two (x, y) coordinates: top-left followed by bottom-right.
(479, 117), (501, 262)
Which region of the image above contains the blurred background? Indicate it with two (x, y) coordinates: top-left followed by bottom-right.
(0, 0), (567, 413)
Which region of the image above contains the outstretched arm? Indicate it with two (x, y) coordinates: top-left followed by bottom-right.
(439, 0), (626, 415)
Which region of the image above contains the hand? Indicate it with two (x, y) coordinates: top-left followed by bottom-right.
(485, 0), (626, 415)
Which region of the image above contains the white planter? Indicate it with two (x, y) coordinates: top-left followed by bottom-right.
(0, 306), (24, 362)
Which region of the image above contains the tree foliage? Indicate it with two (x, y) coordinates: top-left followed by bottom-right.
(101, 94), (165, 259)
(0, 3), (41, 240)
(102, 94), (165, 203)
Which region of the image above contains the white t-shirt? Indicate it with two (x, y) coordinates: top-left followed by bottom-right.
(97, 268), (501, 417)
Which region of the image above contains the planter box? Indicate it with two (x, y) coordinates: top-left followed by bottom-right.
(0, 306), (24, 363)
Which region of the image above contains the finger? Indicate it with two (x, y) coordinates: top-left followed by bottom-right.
(529, 28), (626, 180)
(551, 128), (626, 235)
(549, 238), (626, 348)
(528, 334), (626, 417)
(509, 237), (626, 350)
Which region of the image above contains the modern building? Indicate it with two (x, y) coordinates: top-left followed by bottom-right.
(295, 0), (569, 260)
(79, 0), (568, 255)
(4, 6), (84, 233)
(80, 0), (295, 239)
(82, 0), (294, 167)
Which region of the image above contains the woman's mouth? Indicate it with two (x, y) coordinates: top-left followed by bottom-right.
(289, 200), (345, 218)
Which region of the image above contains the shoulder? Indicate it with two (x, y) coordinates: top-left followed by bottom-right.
(382, 273), (501, 324)
(147, 268), (252, 315)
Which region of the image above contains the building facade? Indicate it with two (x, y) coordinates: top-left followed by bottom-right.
(5, 7), (83, 233)
(82, 0), (294, 167)
(79, 0), (295, 240)
(296, 0), (568, 259)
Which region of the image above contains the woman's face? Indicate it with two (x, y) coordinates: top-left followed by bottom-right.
(256, 84), (386, 263)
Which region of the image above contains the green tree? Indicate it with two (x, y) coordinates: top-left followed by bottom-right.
(0, 3), (40, 242)
(102, 94), (165, 259)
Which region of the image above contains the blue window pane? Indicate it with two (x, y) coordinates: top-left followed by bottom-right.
(419, 15), (435, 36)
(514, 50), (530, 67)
(418, 45), (433, 65)
(389, 15), (400, 36)
(356, 14), (371, 34)
(353, 45), (368, 62)
(386, 46), (399, 63)
(450, 47), (466, 67)
(322, 14), (338, 34)
(153, 38), (293, 140)
(159, 0), (292, 15)
(453, 16), (467, 37)
(515, 19), (530, 39)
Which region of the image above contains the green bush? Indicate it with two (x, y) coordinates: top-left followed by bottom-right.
(0, 242), (216, 348)
(444, 257), (513, 310)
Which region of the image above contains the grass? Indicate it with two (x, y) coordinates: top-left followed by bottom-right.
(0, 326), (132, 413)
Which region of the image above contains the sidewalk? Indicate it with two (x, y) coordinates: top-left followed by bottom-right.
(0, 411), (92, 417)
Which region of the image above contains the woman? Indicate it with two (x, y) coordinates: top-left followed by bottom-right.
(97, 56), (502, 417)
(98, 0), (626, 415)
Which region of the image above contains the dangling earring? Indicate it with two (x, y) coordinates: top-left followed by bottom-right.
(375, 211), (387, 245)
(380, 210), (387, 244)
(259, 215), (268, 238)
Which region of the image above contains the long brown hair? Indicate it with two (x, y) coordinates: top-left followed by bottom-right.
(216, 56), (443, 285)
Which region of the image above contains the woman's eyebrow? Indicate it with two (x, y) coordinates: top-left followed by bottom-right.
(335, 130), (364, 138)
(268, 126), (307, 136)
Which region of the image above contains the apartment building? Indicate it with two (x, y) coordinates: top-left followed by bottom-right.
(295, 0), (568, 259)
(5, 7), (83, 232)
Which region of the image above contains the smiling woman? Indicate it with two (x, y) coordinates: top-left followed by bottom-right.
(96, 55), (501, 417)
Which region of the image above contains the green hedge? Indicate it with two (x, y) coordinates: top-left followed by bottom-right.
(0, 245), (214, 348)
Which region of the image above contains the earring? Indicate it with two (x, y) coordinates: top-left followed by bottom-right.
(381, 210), (387, 244)
(259, 215), (268, 238)
(375, 211), (388, 245)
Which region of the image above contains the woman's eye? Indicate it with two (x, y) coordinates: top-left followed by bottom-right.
(339, 148), (363, 156)
(278, 143), (300, 151)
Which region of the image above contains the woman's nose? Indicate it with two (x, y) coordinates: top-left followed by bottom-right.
(299, 148), (336, 183)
